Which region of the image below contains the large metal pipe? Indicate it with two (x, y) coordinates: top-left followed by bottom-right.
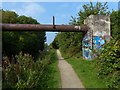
(1, 24), (89, 32)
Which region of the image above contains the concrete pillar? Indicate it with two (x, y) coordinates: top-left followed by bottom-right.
(82, 15), (111, 59)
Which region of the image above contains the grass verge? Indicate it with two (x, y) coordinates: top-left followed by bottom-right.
(46, 49), (61, 88)
(61, 51), (107, 88)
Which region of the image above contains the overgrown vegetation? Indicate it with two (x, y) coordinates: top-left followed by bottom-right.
(2, 10), (46, 60)
(2, 49), (61, 88)
(52, 2), (120, 88)
(2, 10), (61, 88)
(97, 39), (120, 88)
(110, 10), (120, 39)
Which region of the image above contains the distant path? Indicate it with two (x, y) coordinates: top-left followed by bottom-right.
(57, 50), (85, 88)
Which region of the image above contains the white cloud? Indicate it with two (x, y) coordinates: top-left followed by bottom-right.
(24, 3), (45, 16)
(11, 3), (46, 18)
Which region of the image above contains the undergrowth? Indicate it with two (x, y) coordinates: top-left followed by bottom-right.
(97, 39), (120, 88)
(2, 49), (61, 88)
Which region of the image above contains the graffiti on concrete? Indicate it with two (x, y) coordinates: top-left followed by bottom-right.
(93, 31), (110, 50)
(93, 36), (105, 50)
(82, 30), (93, 59)
(82, 15), (110, 59)
(82, 30), (110, 59)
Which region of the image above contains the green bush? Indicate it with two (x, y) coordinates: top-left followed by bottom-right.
(97, 39), (120, 88)
(2, 49), (59, 88)
(67, 46), (82, 57)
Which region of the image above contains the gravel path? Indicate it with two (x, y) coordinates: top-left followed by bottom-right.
(57, 50), (85, 88)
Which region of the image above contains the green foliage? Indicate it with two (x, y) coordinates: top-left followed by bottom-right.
(45, 49), (61, 88)
(97, 39), (120, 88)
(69, 2), (110, 25)
(17, 15), (39, 24)
(110, 10), (120, 39)
(2, 10), (18, 23)
(2, 32), (21, 58)
(52, 37), (59, 49)
(52, 32), (84, 57)
(52, 2), (110, 57)
(2, 49), (61, 88)
(2, 10), (46, 59)
(2, 9), (61, 88)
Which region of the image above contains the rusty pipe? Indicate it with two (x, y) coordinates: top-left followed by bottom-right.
(1, 24), (89, 32)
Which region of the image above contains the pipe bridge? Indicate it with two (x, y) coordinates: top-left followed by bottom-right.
(1, 16), (89, 32)
(1, 24), (89, 32)
(1, 15), (111, 60)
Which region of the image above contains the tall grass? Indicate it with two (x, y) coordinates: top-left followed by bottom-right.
(2, 49), (61, 88)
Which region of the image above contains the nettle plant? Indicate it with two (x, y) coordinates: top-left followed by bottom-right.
(97, 39), (120, 88)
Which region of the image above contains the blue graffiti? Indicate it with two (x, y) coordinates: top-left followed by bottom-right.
(100, 39), (105, 44)
(82, 47), (93, 59)
(93, 36), (105, 50)
(82, 30), (93, 59)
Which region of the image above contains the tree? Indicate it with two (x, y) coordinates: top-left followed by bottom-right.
(2, 10), (18, 23)
(2, 10), (46, 60)
(2, 10), (20, 58)
(70, 2), (110, 25)
(52, 2), (110, 57)
(52, 37), (59, 49)
(16, 15), (46, 59)
(110, 10), (120, 39)
(17, 16), (39, 24)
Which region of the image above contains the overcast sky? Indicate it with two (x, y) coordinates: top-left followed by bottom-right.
(2, 1), (119, 45)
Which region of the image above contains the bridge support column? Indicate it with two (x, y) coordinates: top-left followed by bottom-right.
(82, 15), (111, 59)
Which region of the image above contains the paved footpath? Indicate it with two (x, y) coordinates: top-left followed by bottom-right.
(57, 50), (85, 88)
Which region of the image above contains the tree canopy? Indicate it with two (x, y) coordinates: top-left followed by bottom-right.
(52, 2), (111, 57)
(2, 10), (46, 60)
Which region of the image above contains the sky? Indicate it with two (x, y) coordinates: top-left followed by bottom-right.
(1, 1), (119, 45)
